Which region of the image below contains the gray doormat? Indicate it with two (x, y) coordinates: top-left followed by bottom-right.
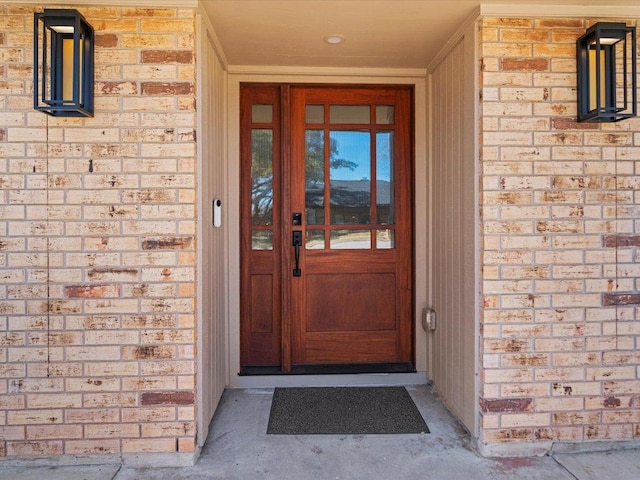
(267, 386), (429, 434)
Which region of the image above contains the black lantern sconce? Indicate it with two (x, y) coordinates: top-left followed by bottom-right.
(34, 9), (94, 117)
(577, 22), (637, 123)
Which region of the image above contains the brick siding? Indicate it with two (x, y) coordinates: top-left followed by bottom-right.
(480, 17), (640, 447)
(0, 4), (197, 457)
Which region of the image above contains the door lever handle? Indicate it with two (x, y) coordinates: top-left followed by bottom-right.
(292, 231), (302, 277)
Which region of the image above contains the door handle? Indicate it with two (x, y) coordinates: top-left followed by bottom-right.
(292, 230), (302, 277)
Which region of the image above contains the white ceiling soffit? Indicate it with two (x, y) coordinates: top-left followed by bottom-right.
(200, 0), (640, 70)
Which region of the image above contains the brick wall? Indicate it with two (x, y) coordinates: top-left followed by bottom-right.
(0, 4), (198, 457)
(480, 17), (640, 451)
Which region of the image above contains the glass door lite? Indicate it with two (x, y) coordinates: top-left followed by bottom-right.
(240, 84), (414, 373)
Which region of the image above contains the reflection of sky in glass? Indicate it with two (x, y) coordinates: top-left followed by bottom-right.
(329, 131), (393, 182)
(330, 131), (370, 181)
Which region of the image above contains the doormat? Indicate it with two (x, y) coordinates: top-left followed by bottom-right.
(267, 386), (429, 435)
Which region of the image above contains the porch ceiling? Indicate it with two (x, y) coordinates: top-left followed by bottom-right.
(201, 0), (640, 70)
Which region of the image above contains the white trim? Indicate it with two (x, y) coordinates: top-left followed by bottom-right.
(227, 77), (241, 390)
(470, 19), (482, 442)
(227, 65), (427, 78)
(427, 6), (481, 73)
(195, 9), (205, 455)
(198, 1), (229, 69)
(226, 72), (429, 388)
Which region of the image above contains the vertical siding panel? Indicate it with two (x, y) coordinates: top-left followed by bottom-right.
(461, 28), (477, 429)
(197, 23), (228, 447)
(429, 23), (478, 433)
(453, 41), (463, 408)
(212, 31), (227, 423)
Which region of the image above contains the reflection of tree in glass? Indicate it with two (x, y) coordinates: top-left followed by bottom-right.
(323, 131), (372, 224)
(305, 130), (357, 185)
(251, 129), (273, 225)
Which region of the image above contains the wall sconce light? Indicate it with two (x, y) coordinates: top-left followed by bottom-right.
(577, 22), (637, 123)
(34, 9), (94, 117)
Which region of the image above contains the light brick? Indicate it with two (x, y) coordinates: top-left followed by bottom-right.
(85, 362), (139, 377)
(84, 330), (139, 345)
(26, 394), (82, 409)
(65, 409), (120, 424)
(83, 393), (138, 408)
(501, 413), (550, 428)
(8, 410), (63, 425)
(85, 423), (140, 439)
(65, 346), (121, 361)
(65, 439), (120, 455)
(141, 421), (195, 437)
(6, 441), (63, 456)
(552, 411), (601, 426)
(535, 397), (585, 411)
(65, 378), (121, 392)
(140, 19), (193, 33)
(122, 376), (176, 391)
(120, 34), (176, 49)
(484, 368), (533, 383)
(585, 424), (633, 440)
(178, 437), (196, 453)
(26, 425), (83, 440)
(483, 428), (533, 443)
(0, 426), (25, 441)
(535, 426), (583, 442)
(122, 437), (176, 453)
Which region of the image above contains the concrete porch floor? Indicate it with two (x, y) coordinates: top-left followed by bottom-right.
(2, 384), (640, 479)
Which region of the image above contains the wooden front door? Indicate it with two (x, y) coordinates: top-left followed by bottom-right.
(240, 84), (413, 372)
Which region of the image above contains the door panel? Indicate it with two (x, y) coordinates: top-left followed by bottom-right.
(240, 84), (413, 371)
(305, 273), (396, 332)
(240, 85), (281, 367)
(250, 274), (274, 333)
(289, 86), (413, 367)
(304, 332), (400, 364)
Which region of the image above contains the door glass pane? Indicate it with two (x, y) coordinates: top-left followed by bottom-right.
(305, 230), (325, 249)
(376, 105), (394, 124)
(330, 230), (371, 249)
(251, 129), (273, 225)
(376, 132), (394, 224)
(330, 105), (370, 124)
(252, 104), (272, 123)
(305, 105), (324, 124)
(330, 131), (370, 225)
(376, 229), (395, 249)
(305, 130), (325, 225)
(251, 230), (273, 250)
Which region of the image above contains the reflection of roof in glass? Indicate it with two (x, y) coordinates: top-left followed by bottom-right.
(306, 180), (391, 207)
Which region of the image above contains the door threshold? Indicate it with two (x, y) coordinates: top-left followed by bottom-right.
(240, 362), (416, 376)
(234, 369), (428, 388)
